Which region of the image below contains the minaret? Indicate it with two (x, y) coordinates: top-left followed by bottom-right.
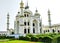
(7, 13), (9, 30)
(20, 0), (24, 15)
(7, 13), (10, 35)
(25, 1), (29, 9)
(40, 18), (42, 33)
(48, 9), (52, 33)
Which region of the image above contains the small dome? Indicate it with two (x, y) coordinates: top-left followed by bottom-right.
(34, 9), (40, 16)
(25, 5), (29, 9)
(24, 9), (32, 14)
(16, 12), (20, 17)
(16, 14), (19, 17)
(18, 12), (20, 14)
(24, 2), (32, 14)
(25, 1), (29, 9)
(35, 12), (40, 16)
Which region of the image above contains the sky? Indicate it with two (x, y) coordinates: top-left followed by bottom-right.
(0, 0), (60, 31)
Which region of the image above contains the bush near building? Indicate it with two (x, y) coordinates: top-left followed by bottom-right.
(42, 36), (52, 43)
(0, 33), (60, 43)
(19, 36), (24, 40)
(57, 37), (60, 43)
(6, 36), (15, 39)
(25, 33), (60, 43)
(31, 36), (39, 41)
(0, 36), (6, 39)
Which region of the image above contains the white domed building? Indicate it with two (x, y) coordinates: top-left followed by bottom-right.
(14, 0), (42, 35)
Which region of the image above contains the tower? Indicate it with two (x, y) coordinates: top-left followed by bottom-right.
(7, 13), (10, 35)
(20, 0), (24, 15)
(48, 9), (52, 33)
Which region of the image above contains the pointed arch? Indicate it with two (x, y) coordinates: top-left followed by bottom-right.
(24, 29), (26, 34)
(28, 29), (30, 33)
(33, 19), (38, 26)
(33, 19), (38, 34)
(33, 28), (35, 33)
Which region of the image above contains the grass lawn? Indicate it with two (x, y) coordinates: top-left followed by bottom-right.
(0, 40), (42, 43)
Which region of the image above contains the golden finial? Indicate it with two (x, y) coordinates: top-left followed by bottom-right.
(20, 0), (24, 8)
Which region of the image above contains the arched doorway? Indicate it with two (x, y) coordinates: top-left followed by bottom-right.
(33, 20), (38, 33)
(52, 29), (55, 33)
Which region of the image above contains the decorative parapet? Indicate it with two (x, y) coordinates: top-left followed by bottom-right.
(20, 24), (24, 26)
(24, 11), (30, 14)
(20, 15), (24, 18)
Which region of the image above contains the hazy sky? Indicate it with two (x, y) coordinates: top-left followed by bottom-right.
(0, 0), (60, 31)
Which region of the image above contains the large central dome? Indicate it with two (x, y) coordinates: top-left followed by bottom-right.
(24, 3), (32, 14)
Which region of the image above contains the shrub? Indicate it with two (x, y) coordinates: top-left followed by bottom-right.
(26, 34), (33, 37)
(56, 36), (60, 43)
(24, 36), (31, 41)
(31, 36), (39, 42)
(38, 37), (43, 42)
(0, 36), (6, 39)
(42, 36), (52, 43)
(19, 36), (25, 40)
(6, 36), (15, 39)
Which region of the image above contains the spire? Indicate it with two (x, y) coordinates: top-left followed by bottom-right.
(48, 9), (52, 33)
(7, 13), (9, 30)
(48, 9), (50, 14)
(36, 8), (38, 12)
(7, 13), (9, 16)
(20, 0), (24, 15)
(20, 0), (24, 8)
(25, 0), (29, 9)
(40, 18), (42, 33)
(35, 8), (40, 16)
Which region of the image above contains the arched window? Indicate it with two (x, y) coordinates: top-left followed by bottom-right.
(17, 21), (19, 25)
(58, 30), (60, 33)
(28, 22), (29, 26)
(33, 28), (35, 33)
(24, 14), (26, 17)
(27, 14), (29, 17)
(40, 23), (41, 26)
(24, 22), (26, 25)
(44, 30), (45, 33)
(33, 23), (35, 26)
(28, 29), (30, 33)
(46, 30), (47, 32)
(24, 29), (26, 34)
(40, 29), (42, 33)
(12, 32), (14, 34)
(52, 29), (55, 33)
(48, 30), (49, 32)
(17, 21), (19, 23)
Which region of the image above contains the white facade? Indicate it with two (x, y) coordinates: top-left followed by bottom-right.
(42, 24), (60, 34)
(14, 1), (42, 35)
(5, 0), (60, 35)
(0, 31), (7, 36)
(8, 0), (60, 35)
